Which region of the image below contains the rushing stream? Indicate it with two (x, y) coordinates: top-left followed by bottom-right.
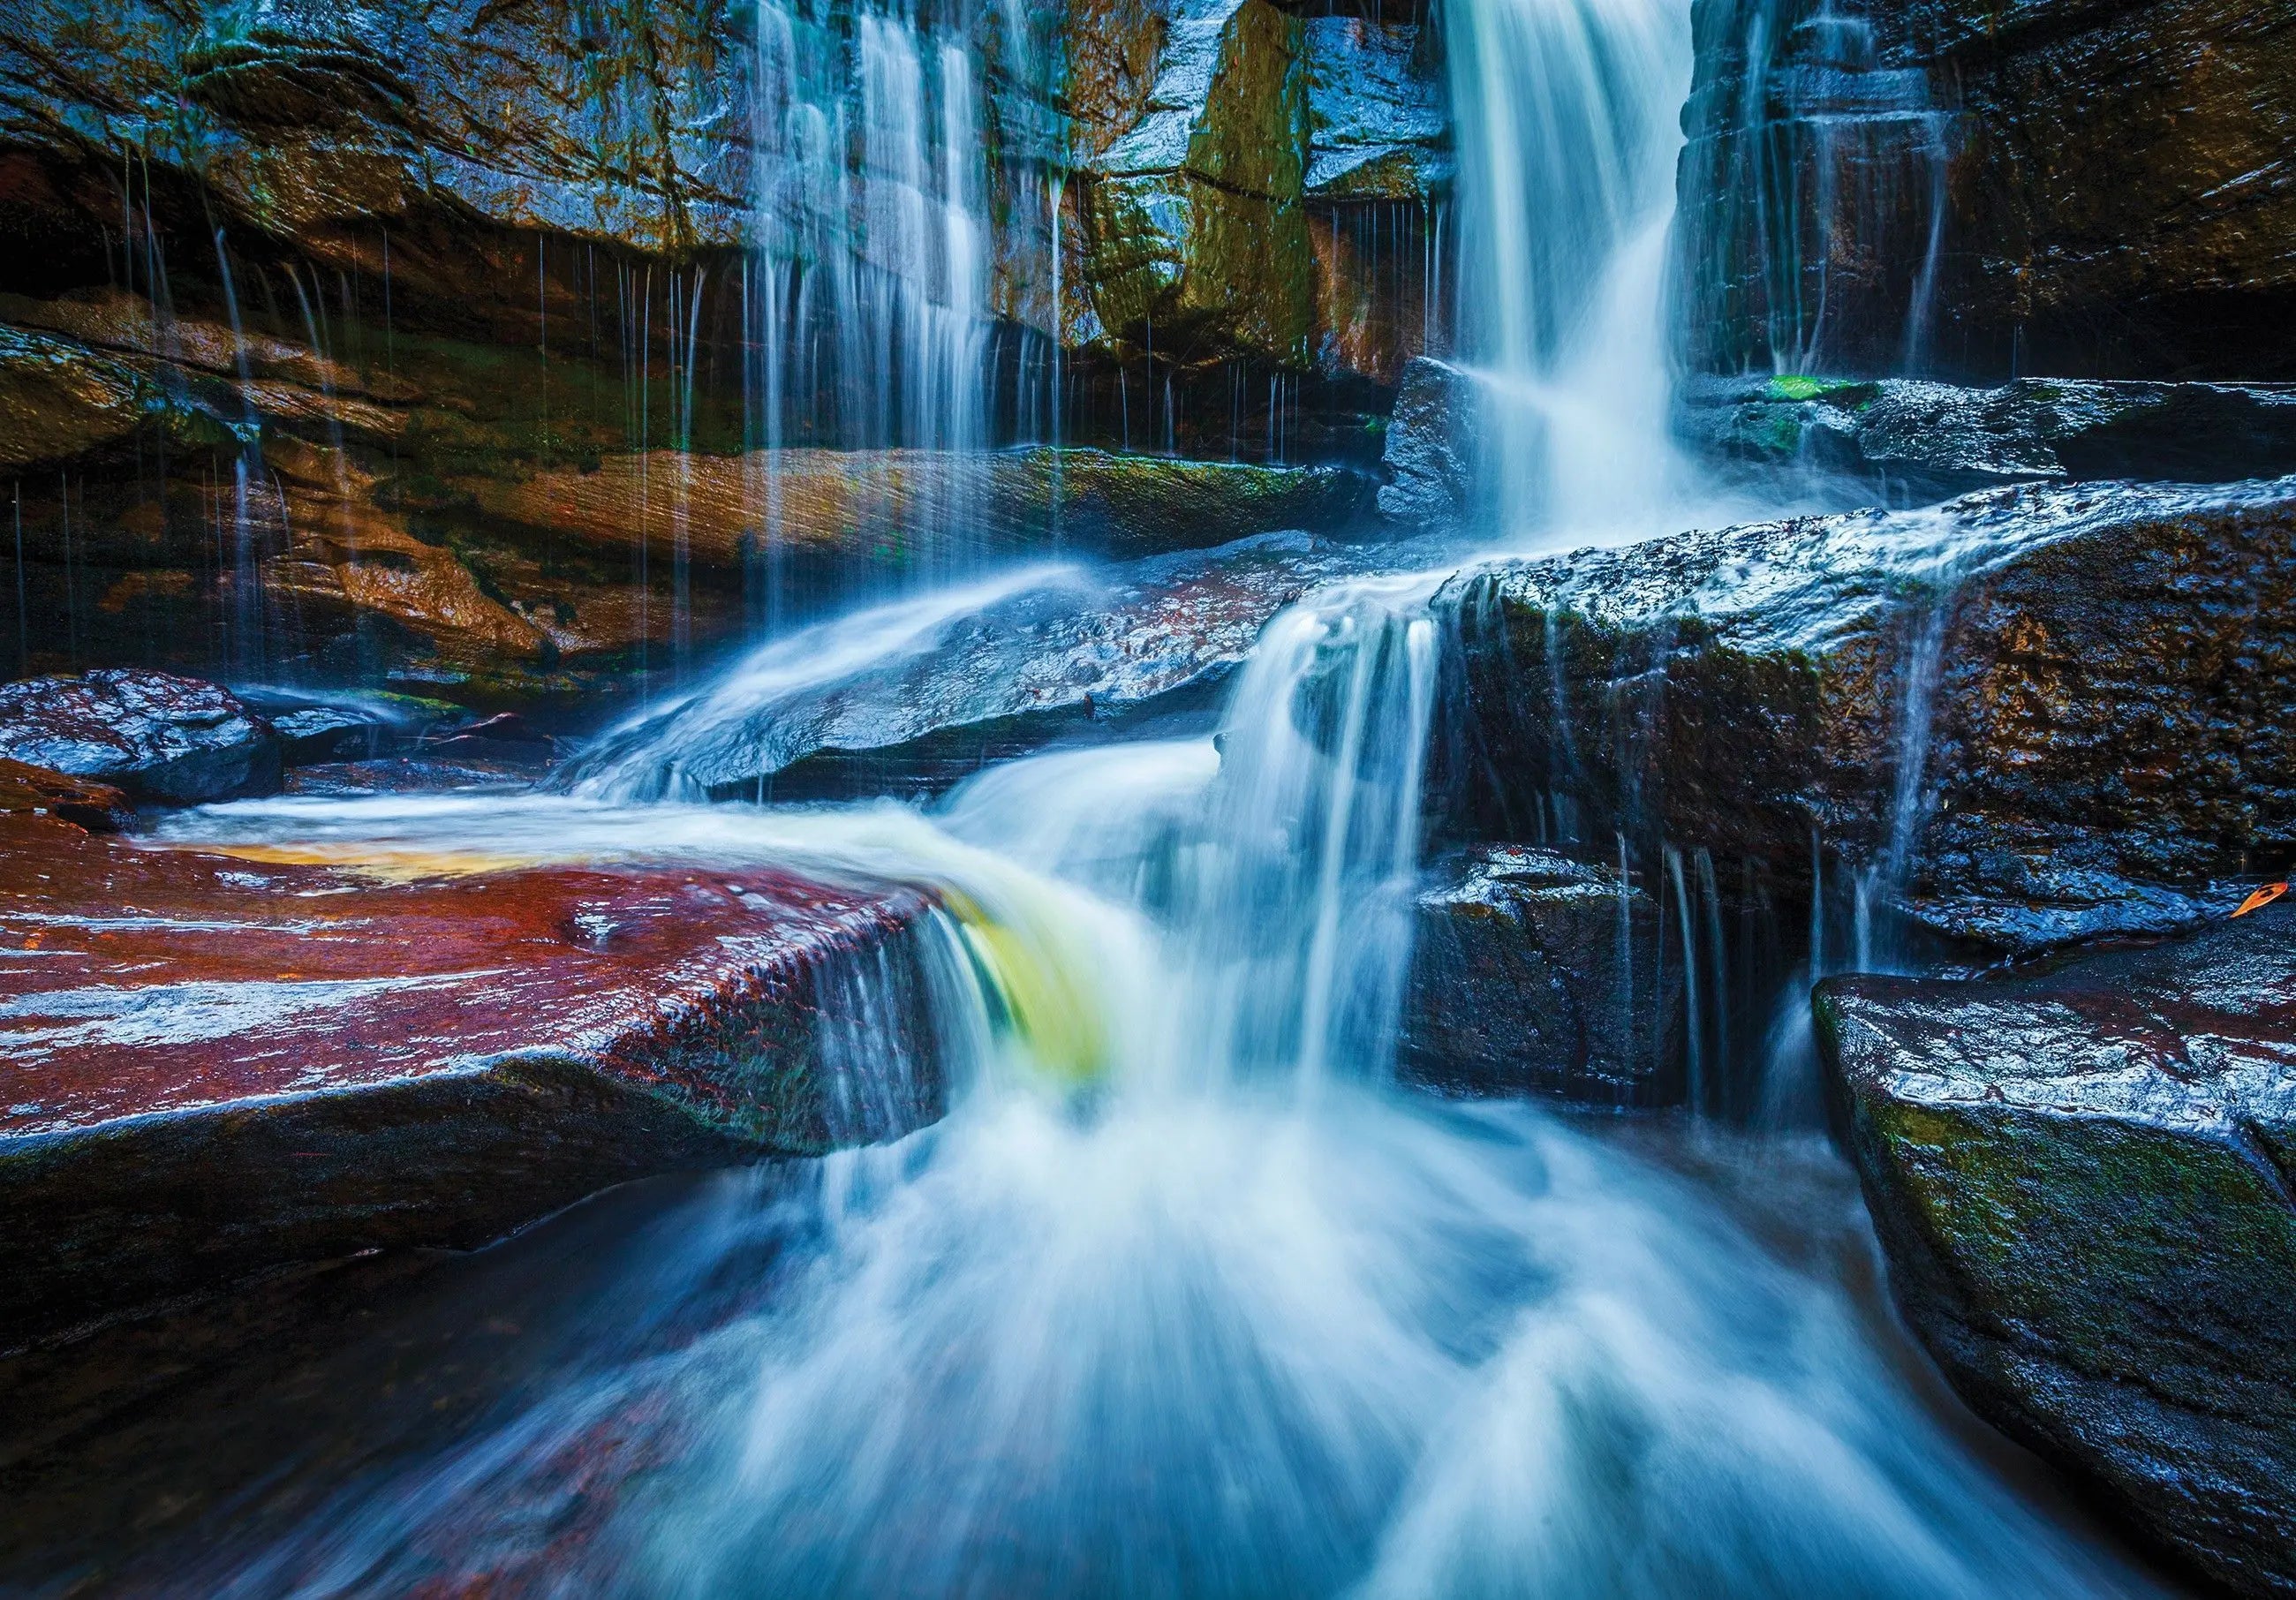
(0, 0), (2194, 1590)
(69, 573), (2149, 1596)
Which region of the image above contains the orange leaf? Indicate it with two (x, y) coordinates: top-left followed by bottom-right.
(2232, 882), (2289, 917)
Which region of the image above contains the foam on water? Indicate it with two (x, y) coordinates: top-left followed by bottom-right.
(144, 568), (2154, 1597)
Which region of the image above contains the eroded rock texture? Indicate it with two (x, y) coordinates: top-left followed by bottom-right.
(1437, 475), (2296, 956)
(1401, 844), (1677, 1106)
(0, 808), (949, 1347)
(1818, 904), (2296, 1596)
(1678, 0), (2296, 379)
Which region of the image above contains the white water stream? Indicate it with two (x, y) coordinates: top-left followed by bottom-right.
(79, 0), (2158, 1587)
(147, 574), (2149, 1593)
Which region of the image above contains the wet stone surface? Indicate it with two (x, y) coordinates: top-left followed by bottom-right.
(0, 811), (947, 1347)
(1436, 475), (2296, 958)
(1400, 844), (1678, 1106)
(1816, 899), (2296, 1597)
(562, 528), (1454, 803)
(0, 668), (282, 804)
(1680, 375), (2296, 500)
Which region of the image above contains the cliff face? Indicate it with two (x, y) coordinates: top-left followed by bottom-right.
(1676, 0), (2296, 381)
(2, 0), (2293, 704)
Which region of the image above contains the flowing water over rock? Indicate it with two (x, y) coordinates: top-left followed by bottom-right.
(14, 567), (2159, 1595)
(5, 0), (2275, 1586)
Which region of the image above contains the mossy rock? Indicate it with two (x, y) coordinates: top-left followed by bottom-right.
(1816, 908), (2296, 1596)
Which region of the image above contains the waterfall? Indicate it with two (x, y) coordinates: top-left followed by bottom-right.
(1673, 0), (1952, 376)
(1443, 0), (1697, 539)
(741, 0), (1054, 593)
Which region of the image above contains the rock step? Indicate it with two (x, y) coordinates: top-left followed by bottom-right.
(1680, 375), (2296, 499)
(1434, 474), (2296, 958)
(1816, 902), (2296, 1598)
(0, 812), (950, 1349)
(1401, 844), (1680, 1106)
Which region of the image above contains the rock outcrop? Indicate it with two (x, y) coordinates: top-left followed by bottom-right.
(0, 669), (281, 803)
(1816, 902), (2296, 1596)
(1401, 844), (1678, 1106)
(1377, 356), (1483, 525)
(471, 447), (1371, 567)
(1437, 475), (2296, 957)
(1680, 374), (2296, 498)
(1068, 0), (1447, 376)
(0, 807), (950, 1347)
(1677, 0), (2296, 380)
(563, 528), (1448, 801)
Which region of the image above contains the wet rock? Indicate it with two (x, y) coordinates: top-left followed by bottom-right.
(561, 529), (1448, 802)
(1401, 845), (1676, 1106)
(1438, 475), (2296, 956)
(0, 669), (281, 804)
(473, 446), (1371, 567)
(1378, 356), (1483, 524)
(281, 755), (545, 796)
(1678, 0), (2296, 379)
(1816, 902), (2296, 1596)
(0, 810), (948, 1347)
(235, 688), (457, 765)
(1301, 19), (1449, 201)
(0, 758), (133, 832)
(1076, 0), (1318, 363)
(1680, 374), (2296, 497)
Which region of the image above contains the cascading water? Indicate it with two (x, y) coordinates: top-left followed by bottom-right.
(740, 0), (1055, 597)
(120, 563), (2153, 1592)
(1442, 0), (1701, 540)
(14, 0), (2174, 1589)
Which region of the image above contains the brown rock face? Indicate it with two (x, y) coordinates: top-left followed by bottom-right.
(0, 811), (951, 1347)
(1677, 0), (2296, 380)
(0, 758), (132, 831)
(1436, 476), (2296, 957)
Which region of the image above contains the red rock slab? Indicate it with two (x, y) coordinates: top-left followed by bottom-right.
(0, 813), (948, 1347)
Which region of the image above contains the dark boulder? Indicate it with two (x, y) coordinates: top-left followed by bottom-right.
(1437, 475), (2296, 957)
(0, 669), (281, 804)
(1378, 356), (1484, 525)
(1816, 901), (2296, 1596)
(1400, 845), (1678, 1106)
(1680, 374), (2296, 499)
(0, 809), (949, 1347)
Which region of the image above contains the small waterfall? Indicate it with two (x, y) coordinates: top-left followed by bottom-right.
(1674, 0), (1952, 376)
(740, 0), (1055, 592)
(1180, 575), (1446, 1091)
(1443, 0), (1696, 538)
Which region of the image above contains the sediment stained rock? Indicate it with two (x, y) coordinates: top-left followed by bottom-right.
(1816, 902), (2296, 1596)
(1438, 475), (2296, 955)
(0, 811), (949, 1347)
(472, 446), (1371, 566)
